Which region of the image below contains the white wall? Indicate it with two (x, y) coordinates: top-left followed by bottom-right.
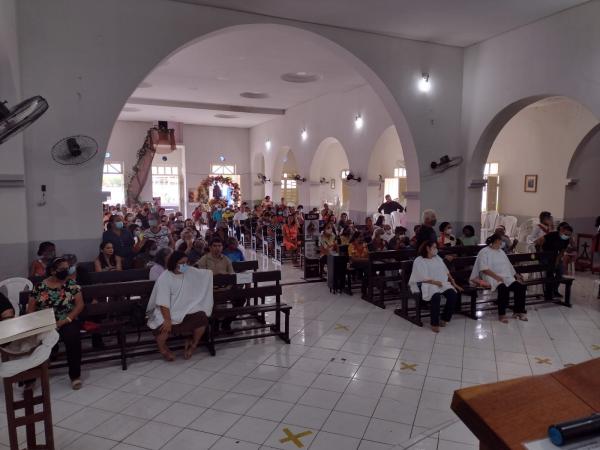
(106, 120), (250, 216)
(487, 98), (597, 220)
(461, 1), (600, 227)
(0, 0), (29, 278)
(15, 0), (464, 268)
(308, 140), (349, 208)
(564, 124), (600, 234)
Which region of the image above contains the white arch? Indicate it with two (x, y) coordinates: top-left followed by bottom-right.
(309, 137), (350, 209)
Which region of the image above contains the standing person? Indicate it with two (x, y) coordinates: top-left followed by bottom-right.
(527, 211), (554, 250)
(348, 232), (369, 295)
(416, 209), (438, 250)
(30, 241), (56, 277)
(146, 251), (213, 361)
(540, 223), (573, 299)
(378, 194), (404, 214)
(319, 223), (338, 271)
(144, 213), (174, 250)
(320, 203), (330, 220)
(409, 241), (461, 332)
(102, 215), (136, 269)
(471, 234), (527, 323)
(27, 258), (84, 389)
(261, 196), (273, 208)
(94, 241), (123, 272)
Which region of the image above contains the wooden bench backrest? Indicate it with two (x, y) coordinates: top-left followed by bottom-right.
(81, 280), (155, 301)
(232, 260), (259, 273)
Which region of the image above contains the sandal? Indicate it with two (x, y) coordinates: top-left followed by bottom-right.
(499, 316), (509, 324)
(160, 350), (176, 362)
(184, 339), (197, 360)
(440, 320), (447, 327)
(513, 313), (528, 322)
(431, 325), (440, 333)
(71, 379), (82, 390)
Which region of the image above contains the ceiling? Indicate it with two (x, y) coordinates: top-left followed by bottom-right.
(168, 0), (589, 47)
(119, 26), (365, 128)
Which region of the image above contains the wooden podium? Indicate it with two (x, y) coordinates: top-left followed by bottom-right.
(0, 309), (57, 450)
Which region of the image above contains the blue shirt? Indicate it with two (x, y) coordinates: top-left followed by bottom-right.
(223, 249), (245, 262)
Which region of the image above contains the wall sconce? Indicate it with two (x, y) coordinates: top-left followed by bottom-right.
(265, 139), (271, 150)
(418, 73), (431, 93)
(354, 114), (364, 130)
(292, 174), (307, 182)
(301, 128), (308, 141)
(319, 177), (328, 184)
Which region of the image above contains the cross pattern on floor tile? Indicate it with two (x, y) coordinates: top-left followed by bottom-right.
(399, 362), (418, 371)
(591, 344), (600, 351)
(535, 357), (552, 365)
(279, 428), (313, 448)
(334, 324), (350, 331)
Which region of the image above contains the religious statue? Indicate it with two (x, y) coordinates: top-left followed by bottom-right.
(212, 182), (222, 200)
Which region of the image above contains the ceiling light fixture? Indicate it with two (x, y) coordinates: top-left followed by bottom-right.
(354, 114), (364, 130)
(281, 72), (321, 83)
(418, 73), (431, 93)
(301, 128), (308, 141)
(219, 155), (226, 162)
(265, 139), (271, 150)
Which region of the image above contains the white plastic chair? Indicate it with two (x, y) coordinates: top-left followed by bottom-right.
(516, 218), (537, 253)
(500, 215), (518, 238)
(391, 211), (408, 229)
(383, 214), (393, 227)
(0, 277), (33, 316)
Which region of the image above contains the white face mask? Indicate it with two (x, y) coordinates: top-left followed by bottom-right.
(431, 248), (439, 256)
(445, 228), (453, 235)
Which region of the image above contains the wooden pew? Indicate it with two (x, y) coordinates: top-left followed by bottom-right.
(232, 260), (259, 273)
(394, 252), (573, 327)
(211, 270), (291, 346)
(29, 267), (150, 287)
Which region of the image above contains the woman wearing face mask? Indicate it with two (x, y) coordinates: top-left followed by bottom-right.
(471, 234), (527, 323)
(30, 241), (56, 277)
(102, 214), (136, 269)
(144, 213), (174, 250)
(146, 251), (214, 361)
(94, 241), (123, 272)
(438, 222), (456, 247)
(27, 258), (85, 389)
(409, 241), (462, 332)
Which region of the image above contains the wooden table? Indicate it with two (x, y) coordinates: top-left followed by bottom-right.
(451, 358), (600, 450)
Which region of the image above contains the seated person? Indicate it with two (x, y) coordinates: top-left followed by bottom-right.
(150, 247), (173, 281)
(369, 228), (388, 252)
(175, 228), (196, 254)
(27, 257), (84, 389)
(186, 238), (206, 266)
(146, 251), (213, 361)
(409, 225), (422, 248)
(223, 237), (245, 262)
(381, 224), (394, 243)
(319, 224), (338, 271)
(409, 241), (462, 333)
(348, 232), (370, 294)
(0, 291), (15, 320)
(339, 227), (352, 246)
(30, 241), (56, 278)
(471, 234), (527, 323)
(495, 225), (516, 253)
(94, 241), (123, 272)
(388, 227), (409, 250)
(438, 222), (457, 247)
(459, 225), (478, 246)
(196, 237), (234, 275)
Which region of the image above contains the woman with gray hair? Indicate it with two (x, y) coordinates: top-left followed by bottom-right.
(149, 247), (173, 281)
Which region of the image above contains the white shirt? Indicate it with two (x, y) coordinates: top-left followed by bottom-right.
(527, 223), (547, 245)
(148, 264), (165, 281)
(233, 211), (248, 223)
(146, 267), (214, 329)
(409, 256), (454, 301)
(144, 226), (171, 249)
(470, 245), (516, 291)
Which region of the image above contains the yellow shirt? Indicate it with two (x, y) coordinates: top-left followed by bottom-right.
(196, 253), (234, 275)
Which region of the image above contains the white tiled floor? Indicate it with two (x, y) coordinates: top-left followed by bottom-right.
(1, 251), (600, 449)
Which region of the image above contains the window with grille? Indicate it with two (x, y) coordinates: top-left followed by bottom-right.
(151, 166), (180, 208)
(281, 173), (298, 205)
(102, 162), (124, 204)
(210, 164), (235, 175)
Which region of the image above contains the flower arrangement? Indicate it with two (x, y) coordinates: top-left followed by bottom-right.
(195, 175), (241, 208)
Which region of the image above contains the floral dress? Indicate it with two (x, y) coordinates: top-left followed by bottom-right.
(31, 279), (81, 321)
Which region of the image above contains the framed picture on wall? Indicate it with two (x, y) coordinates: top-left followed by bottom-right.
(524, 174), (538, 193)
